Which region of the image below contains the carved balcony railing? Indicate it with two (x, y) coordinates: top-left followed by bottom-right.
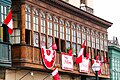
(80, 5), (94, 14)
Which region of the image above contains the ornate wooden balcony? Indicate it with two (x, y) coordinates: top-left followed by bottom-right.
(12, 45), (110, 78)
(0, 42), (11, 67)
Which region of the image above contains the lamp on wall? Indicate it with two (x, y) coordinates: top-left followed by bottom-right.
(92, 62), (100, 80)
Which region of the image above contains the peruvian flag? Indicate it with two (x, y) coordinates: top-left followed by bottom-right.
(68, 48), (72, 56)
(51, 68), (60, 80)
(104, 57), (107, 63)
(76, 40), (86, 64)
(52, 43), (57, 50)
(86, 52), (89, 59)
(2, 9), (13, 34)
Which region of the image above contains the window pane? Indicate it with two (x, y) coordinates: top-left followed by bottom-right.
(54, 23), (58, 37)
(72, 43), (76, 55)
(40, 34), (46, 48)
(66, 41), (70, 49)
(33, 32), (39, 47)
(10, 29), (20, 44)
(60, 26), (64, 39)
(77, 32), (81, 44)
(48, 36), (52, 49)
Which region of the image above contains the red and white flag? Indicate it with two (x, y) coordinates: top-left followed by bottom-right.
(104, 57), (107, 63)
(51, 68), (60, 80)
(76, 40), (86, 64)
(68, 48), (72, 56)
(52, 43), (57, 50)
(86, 52), (89, 59)
(3, 9), (13, 34)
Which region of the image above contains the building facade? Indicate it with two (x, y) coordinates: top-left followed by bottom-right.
(0, 0), (12, 80)
(0, 0), (112, 80)
(108, 37), (120, 80)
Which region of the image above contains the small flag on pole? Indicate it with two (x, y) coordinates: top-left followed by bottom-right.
(52, 43), (57, 50)
(76, 40), (86, 64)
(68, 48), (72, 56)
(2, 9), (13, 34)
(86, 52), (89, 59)
(51, 68), (60, 80)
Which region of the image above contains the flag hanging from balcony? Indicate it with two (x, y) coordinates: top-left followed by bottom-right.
(51, 68), (60, 80)
(52, 43), (57, 50)
(2, 9), (13, 34)
(41, 47), (56, 69)
(76, 40), (86, 64)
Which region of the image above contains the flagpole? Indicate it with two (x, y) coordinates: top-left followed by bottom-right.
(43, 73), (51, 80)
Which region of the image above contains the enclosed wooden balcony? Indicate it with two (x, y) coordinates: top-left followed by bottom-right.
(12, 45), (110, 78)
(0, 42), (11, 67)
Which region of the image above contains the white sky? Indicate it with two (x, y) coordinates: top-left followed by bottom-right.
(94, 0), (120, 43)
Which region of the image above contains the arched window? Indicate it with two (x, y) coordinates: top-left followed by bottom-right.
(91, 30), (95, 48)
(47, 14), (52, 36)
(104, 34), (108, 51)
(96, 32), (99, 49)
(66, 21), (70, 41)
(33, 8), (39, 47)
(47, 14), (53, 48)
(33, 8), (38, 31)
(87, 28), (91, 47)
(82, 26), (86, 43)
(77, 25), (81, 54)
(25, 5), (31, 45)
(60, 19), (64, 39)
(66, 21), (71, 51)
(54, 16), (59, 37)
(40, 11), (46, 34)
(72, 23), (76, 55)
(25, 5), (31, 29)
(40, 11), (46, 47)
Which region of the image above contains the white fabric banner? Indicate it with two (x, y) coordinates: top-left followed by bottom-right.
(62, 53), (73, 71)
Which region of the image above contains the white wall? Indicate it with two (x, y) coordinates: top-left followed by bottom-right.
(68, 0), (80, 8)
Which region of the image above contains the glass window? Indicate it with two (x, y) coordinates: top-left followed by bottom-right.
(40, 34), (46, 48)
(91, 30), (95, 48)
(72, 43), (76, 55)
(66, 41), (70, 49)
(54, 17), (59, 37)
(104, 34), (108, 51)
(60, 19), (64, 39)
(77, 44), (81, 53)
(33, 8), (38, 31)
(77, 26), (81, 44)
(96, 32), (99, 49)
(72, 24), (76, 42)
(87, 28), (91, 47)
(25, 5), (31, 29)
(10, 29), (20, 43)
(48, 36), (52, 49)
(33, 32), (39, 47)
(66, 21), (70, 41)
(0, 5), (8, 22)
(100, 33), (104, 50)
(47, 14), (52, 36)
(41, 11), (46, 34)
(82, 27), (86, 43)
